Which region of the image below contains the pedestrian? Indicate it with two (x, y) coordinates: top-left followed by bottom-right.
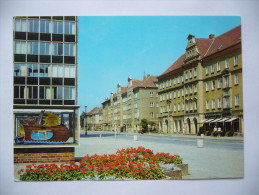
(213, 126), (218, 136)
(217, 127), (222, 136)
(183, 127), (186, 135)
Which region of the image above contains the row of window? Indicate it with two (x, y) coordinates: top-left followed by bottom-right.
(205, 56), (239, 75)
(149, 92), (158, 98)
(160, 68), (198, 90)
(205, 95), (240, 110)
(205, 74), (239, 92)
(15, 41), (76, 56)
(160, 101), (198, 113)
(14, 86), (75, 100)
(160, 85), (198, 101)
(149, 102), (159, 108)
(15, 19), (76, 34)
(14, 64), (76, 78)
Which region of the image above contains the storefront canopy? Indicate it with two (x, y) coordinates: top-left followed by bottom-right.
(206, 119), (214, 123)
(210, 118), (222, 123)
(217, 118), (230, 122)
(198, 119), (208, 123)
(225, 117), (239, 122)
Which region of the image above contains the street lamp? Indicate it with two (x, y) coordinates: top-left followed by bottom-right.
(84, 106), (87, 135)
(167, 99), (171, 135)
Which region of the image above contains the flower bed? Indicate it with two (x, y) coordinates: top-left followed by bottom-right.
(18, 147), (183, 181)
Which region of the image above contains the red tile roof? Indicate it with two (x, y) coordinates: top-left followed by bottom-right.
(195, 38), (213, 57)
(132, 80), (142, 89)
(138, 75), (158, 88)
(121, 87), (128, 95)
(87, 107), (99, 115)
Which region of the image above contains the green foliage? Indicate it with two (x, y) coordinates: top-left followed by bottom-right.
(80, 111), (87, 128)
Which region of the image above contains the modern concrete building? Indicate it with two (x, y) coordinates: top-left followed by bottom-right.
(157, 25), (243, 136)
(13, 16), (80, 163)
(102, 75), (159, 133)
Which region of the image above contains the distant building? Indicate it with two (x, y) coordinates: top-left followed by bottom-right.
(87, 107), (103, 131)
(157, 25), (243, 136)
(102, 75), (159, 132)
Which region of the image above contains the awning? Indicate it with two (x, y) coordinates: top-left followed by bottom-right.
(210, 118), (222, 123)
(217, 118), (230, 122)
(206, 119), (214, 123)
(198, 119), (208, 123)
(225, 117), (239, 122)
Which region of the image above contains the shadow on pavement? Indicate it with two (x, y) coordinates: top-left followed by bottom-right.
(80, 133), (116, 138)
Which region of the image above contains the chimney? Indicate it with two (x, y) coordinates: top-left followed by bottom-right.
(209, 34), (215, 39)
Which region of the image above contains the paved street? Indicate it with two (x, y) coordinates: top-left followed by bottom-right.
(76, 131), (244, 179)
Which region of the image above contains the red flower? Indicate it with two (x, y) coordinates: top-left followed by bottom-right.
(26, 169), (29, 173)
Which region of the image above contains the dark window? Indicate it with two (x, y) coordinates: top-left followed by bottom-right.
(64, 100), (75, 105)
(14, 99), (25, 104)
(53, 16), (63, 20)
(52, 78), (63, 85)
(40, 16), (51, 19)
(39, 100), (50, 105)
(15, 32), (26, 40)
(40, 55), (51, 63)
(27, 55), (39, 62)
(64, 35), (75, 42)
(14, 86), (19, 98)
(27, 77), (38, 85)
(28, 16), (39, 19)
(52, 34), (63, 42)
(64, 56), (75, 64)
(27, 100), (37, 104)
(14, 54), (26, 62)
(64, 16), (75, 21)
(28, 32), (39, 40)
(40, 33), (51, 41)
(52, 100), (63, 105)
(52, 56), (63, 63)
(64, 78), (75, 86)
(14, 77), (25, 84)
(40, 78), (50, 85)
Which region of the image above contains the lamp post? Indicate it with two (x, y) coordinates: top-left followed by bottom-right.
(167, 99), (171, 135)
(84, 106), (87, 135)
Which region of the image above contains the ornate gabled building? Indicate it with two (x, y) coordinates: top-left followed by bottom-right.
(157, 25), (243, 136)
(102, 75), (159, 133)
(86, 107), (103, 131)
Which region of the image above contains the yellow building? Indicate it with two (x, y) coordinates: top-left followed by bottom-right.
(158, 25), (243, 136)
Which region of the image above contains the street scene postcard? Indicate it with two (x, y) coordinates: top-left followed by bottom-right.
(13, 16), (243, 181)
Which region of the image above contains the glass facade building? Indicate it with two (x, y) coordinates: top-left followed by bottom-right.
(13, 16), (79, 146)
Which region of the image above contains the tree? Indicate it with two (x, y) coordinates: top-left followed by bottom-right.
(80, 112), (87, 128)
(139, 119), (148, 133)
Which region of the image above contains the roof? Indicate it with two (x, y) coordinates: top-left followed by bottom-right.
(138, 75), (158, 88)
(195, 38), (213, 57)
(132, 80), (142, 89)
(204, 25), (241, 57)
(87, 107), (99, 115)
(121, 87), (128, 95)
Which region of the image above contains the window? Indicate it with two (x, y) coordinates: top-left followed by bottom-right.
(170, 79), (172, 86)
(206, 82), (209, 91)
(160, 107), (162, 113)
(235, 95), (240, 106)
(235, 74), (239, 85)
(174, 91), (176, 98)
(156, 112), (158, 118)
(14, 64), (27, 76)
(39, 64), (50, 77)
(224, 76), (229, 88)
(211, 80), (215, 90)
(174, 104), (176, 112)
(225, 58), (230, 68)
(194, 84), (197, 93)
(160, 83), (162, 89)
(135, 93), (138, 98)
(163, 82), (165, 88)
(40, 20), (51, 33)
(64, 87), (75, 100)
(186, 72), (188, 80)
(194, 68), (197, 77)
(27, 86), (38, 99)
(28, 19), (39, 32)
(52, 43), (63, 55)
(206, 66), (209, 75)
(160, 95), (162, 101)
(194, 101), (197, 110)
(190, 86), (193, 94)
(39, 86), (51, 99)
(178, 103), (180, 111)
(217, 61), (221, 71)
(166, 80), (168, 87)
(190, 102), (193, 111)
(52, 65), (63, 77)
(163, 94), (165, 101)
(64, 43), (75, 56)
(150, 112), (154, 118)
(156, 102), (159, 107)
(182, 103), (185, 111)
(40, 42), (51, 55)
(206, 100), (210, 110)
(218, 98), (222, 108)
(174, 78), (176, 85)
(190, 70), (192, 78)
(170, 92), (172, 99)
(182, 89), (184, 96)
(211, 64), (215, 73)
(15, 41), (26, 54)
(178, 76), (180, 83)
(150, 102), (154, 108)
(185, 87), (188, 95)
(218, 79), (222, 89)
(27, 42), (39, 55)
(64, 65), (75, 78)
(64, 22), (76, 34)
(163, 106), (165, 112)
(234, 55), (238, 66)
(15, 19), (27, 32)
(178, 90), (180, 97)
(186, 102), (189, 111)
(27, 64), (39, 77)
(167, 93), (169, 99)
(14, 86), (25, 99)
(52, 21), (63, 34)
(225, 97), (230, 108)
(212, 99), (215, 109)
(53, 86), (63, 99)
(182, 75), (184, 82)
(156, 92), (158, 97)
(150, 92), (154, 97)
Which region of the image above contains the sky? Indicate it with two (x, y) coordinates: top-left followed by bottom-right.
(78, 16), (241, 113)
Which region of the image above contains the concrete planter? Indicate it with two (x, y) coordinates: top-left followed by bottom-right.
(163, 169), (182, 180)
(177, 164), (189, 176)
